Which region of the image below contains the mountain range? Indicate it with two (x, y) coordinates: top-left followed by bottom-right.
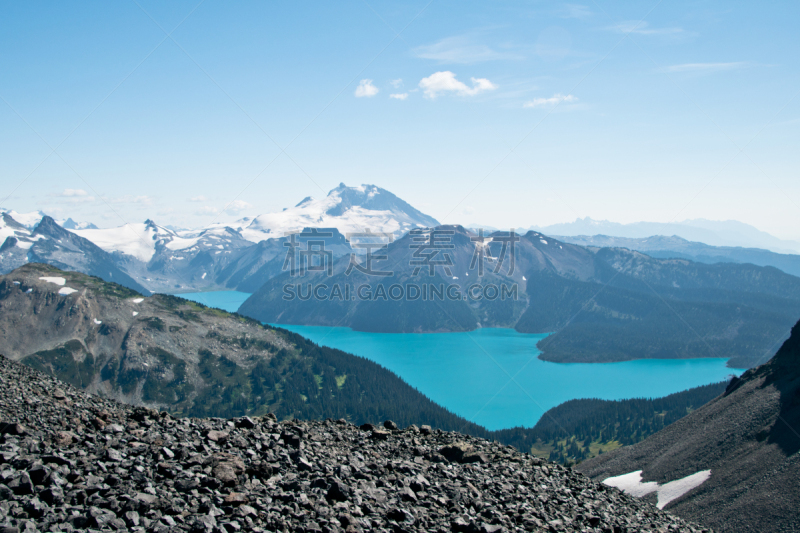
(4, 185), (800, 297)
(242, 226), (800, 367)
(558, 234), (800, 278)
(5, 185), (800, 368)
(532, 217), (800, 254)
(1, 184), (439, 294)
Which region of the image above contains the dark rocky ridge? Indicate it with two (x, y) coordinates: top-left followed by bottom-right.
(0, 356), (712, 533)
(556, 234), (800, 278)
(577, 318), (800, 532)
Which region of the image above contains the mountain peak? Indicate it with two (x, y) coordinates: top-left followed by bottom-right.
(240, 184), (439, 242)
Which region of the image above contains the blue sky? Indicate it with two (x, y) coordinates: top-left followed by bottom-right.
(1, 1), (799, 239)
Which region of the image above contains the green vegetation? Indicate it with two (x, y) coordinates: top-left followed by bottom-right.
(492, 381), (728, 465)
(141, 316), (165, 331)
(175, 330), (496, 432)
(141, 347), (193, 404)
(24, 340), (95, 388)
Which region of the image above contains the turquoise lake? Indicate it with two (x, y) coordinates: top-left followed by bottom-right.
(177, 290), (743, 430)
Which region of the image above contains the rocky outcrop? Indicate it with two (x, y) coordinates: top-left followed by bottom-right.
(0, 355), (712, 532)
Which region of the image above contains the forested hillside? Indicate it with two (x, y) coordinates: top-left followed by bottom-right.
(493, 382), (728, 465)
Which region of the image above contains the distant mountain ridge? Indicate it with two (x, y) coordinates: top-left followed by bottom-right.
(532, 217), (800, 254)
(558, 234), (800, 278)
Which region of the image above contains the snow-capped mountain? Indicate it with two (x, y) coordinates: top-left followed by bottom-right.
(69, 220), (254, 292)
(0, 214), (148, 293)
(71, 220), (199, 263)
(0, 209), (49, 230)
(226, 183), (439, 242)
(60, 218), (98, 230)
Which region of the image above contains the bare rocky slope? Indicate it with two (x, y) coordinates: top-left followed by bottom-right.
(577, 318), (800, 532)
(0, 355), (713, 533)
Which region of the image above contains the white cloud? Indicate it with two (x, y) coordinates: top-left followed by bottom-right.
(196, 206), (220, 216)
(224, 200), (252, 214)
(419, 71), (498, 99)
(51, 189), (95, 203)
(607, 21), (684, 36)
(660, 62), (748, 73)
(390, 78), (403, 88)
(195, 200), (252, 217)
(389, 93), (408, 100)
(355, 79), (379, 98)
(524, 93), (578, 108)
(102, 195), (154, 206)
(58, 189), (89, 197)
(415, 36), (522, 64)
(189, 195), (207, 202)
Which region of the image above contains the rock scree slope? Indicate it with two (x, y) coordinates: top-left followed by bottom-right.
(0, 355), (713, 533)
(577, 317), (800, 533)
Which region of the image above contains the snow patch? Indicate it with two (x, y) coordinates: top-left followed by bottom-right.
(522, 276), (527, 281)
(71, 223), (162, 262)
(94, 319), (102, 325)
(39, 276), (66, 286)
(25, 288), (32, 293)
(132, 311), (139, 316)
(132, 298), (144, 303)
(540, 239), (548, 245)
(603, 470), (711, 509)
(3, 210), (46, 229)
(603, 471), (658, 498)
(201, 272), (207, 279)
(656, 471), (711, 509)
(58, 287), (78, 295)
(72, 221), (200, 262)
(12, 281), (19, 285)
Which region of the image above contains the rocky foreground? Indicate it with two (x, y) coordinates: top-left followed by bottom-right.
(0, 356), (711, 533)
